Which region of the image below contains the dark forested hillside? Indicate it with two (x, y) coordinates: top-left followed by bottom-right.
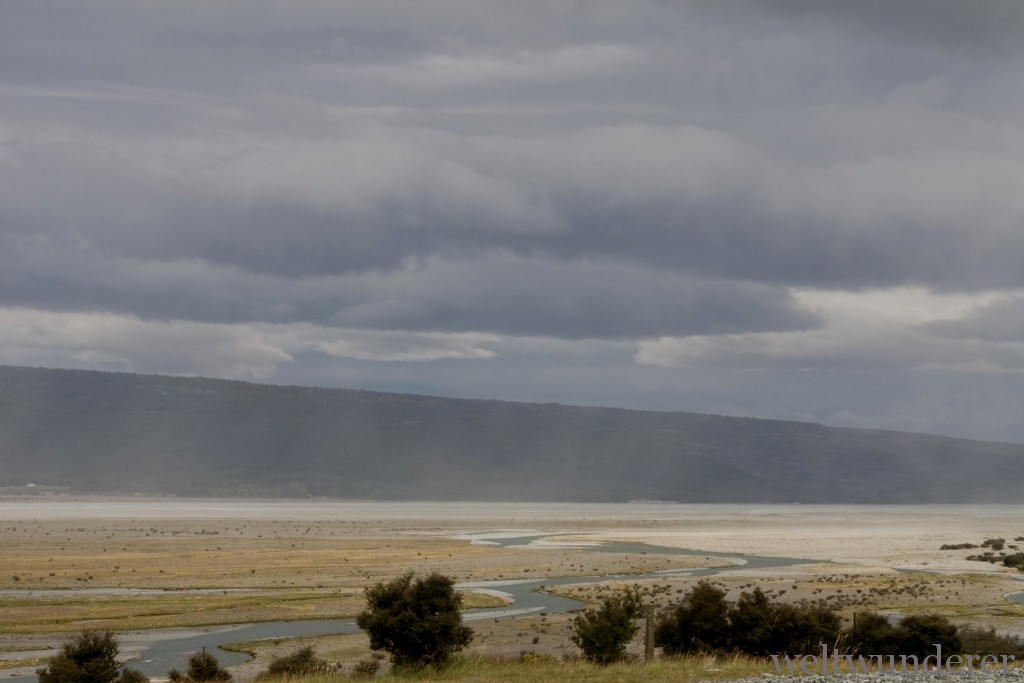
(1, 365), (1022, 502)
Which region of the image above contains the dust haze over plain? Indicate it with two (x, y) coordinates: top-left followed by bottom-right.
(2, 1), (1024, 442)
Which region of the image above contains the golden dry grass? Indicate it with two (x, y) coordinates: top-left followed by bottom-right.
(0, 514), (726, 635)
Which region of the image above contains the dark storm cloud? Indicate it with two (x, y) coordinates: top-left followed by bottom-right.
(0, 234), (818, 339)
(3, 0), (1021, 305)
(5, 116), (1022, 298)
(2, 1), (1023, 440)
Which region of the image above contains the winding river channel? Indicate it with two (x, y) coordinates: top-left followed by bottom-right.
(9, 534), (819, 682)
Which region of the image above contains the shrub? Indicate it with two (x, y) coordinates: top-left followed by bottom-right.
(1002, 552), (1024, 570)
(959, 624), (1024, 660)
(259, 646), (328, 679)
(728, 589), (839, 656)
(982, 538), (1006, 551)
(115, 671), (148, 683)
(655, 581), (730, 655)
(184, 650), (230, 682)
(894, 614), (961, 660)
(657, 583), (840, 657)
(356, 572), (473, 668)
(727, 588), (779, 655)
(770, 602), (841, 655)
(847, 611), (899, 654)
(351, 653), (385, 678)
(37, 630), (147, 683)
(570, 587), (644, 664)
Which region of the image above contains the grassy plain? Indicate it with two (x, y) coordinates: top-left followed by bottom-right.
(2, 500), (1024, 679)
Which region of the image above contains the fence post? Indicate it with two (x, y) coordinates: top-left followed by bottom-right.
(645, 604), (655, 662)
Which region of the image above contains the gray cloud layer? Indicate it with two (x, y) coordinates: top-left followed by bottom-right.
(2, 1), (1023, 441)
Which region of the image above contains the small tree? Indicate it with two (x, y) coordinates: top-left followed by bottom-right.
(356, 572), (473, 668)
(571, 587), (644, 664)
(37, 630), (147, 683)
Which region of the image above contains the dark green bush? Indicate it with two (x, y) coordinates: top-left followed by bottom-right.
(771, 602), (841, 655)
(571, 587), (644, 664)
(894, 614), (961, 660)
(847, 612), (964, 658)
(727, 587), (779, 655)
(724, 589), (839, 656)
(658, 584), (841, 657)
(847, 611), (899, 654)
(37, 630), (146, 683)
(655, 580), (730, 655)
(1002, 552), (1024, 570)
(184, 650), (231, 682)
(356, 572), (473, 668)
(657, 586), (968, 661)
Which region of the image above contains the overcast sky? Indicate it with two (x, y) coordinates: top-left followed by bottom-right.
(3, 1), (1024, 442)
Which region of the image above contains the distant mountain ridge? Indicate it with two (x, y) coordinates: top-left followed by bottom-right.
(1, 365), (1022, 503)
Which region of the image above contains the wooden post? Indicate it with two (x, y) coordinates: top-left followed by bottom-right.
(645, 604), (655, 662)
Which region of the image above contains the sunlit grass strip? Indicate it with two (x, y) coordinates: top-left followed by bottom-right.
(257, 654), (775, 683)
(0, 589), (503, 635)
(0, 657), (49, 670)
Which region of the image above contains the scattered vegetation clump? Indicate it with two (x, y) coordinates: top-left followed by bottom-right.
(946, 536), (1024, 571)
(351, 653), (385, 678)
(357, 572), (473, 668)
(258, 646), (329, 679)
(36, 630), (146, 683)
(570, 586), (644, 664)
(940, 543), (979, 550)
(966, 551), (1001, 563)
